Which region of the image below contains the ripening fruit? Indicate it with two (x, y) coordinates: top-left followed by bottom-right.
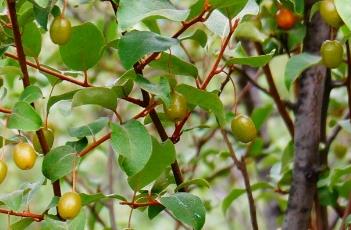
(320, 0), (343, 28)
(275, 8), (296, 30)
(50, 16), (72, 45)
(13, 142), (37, 170)
(320, 40), (344, 68)
(164, 92), (188, 121)
(231, 114), (257, 143)
(32, 128), (54, 153)
(58, 192), (82, 220)
(333, 143), (347, 159)
(0, 160), (7, 184)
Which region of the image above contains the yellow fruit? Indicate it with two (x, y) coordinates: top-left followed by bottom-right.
(50, 16), (72, 45)
(0, 160), (7, 184)
(58, 192), (82, 219)
(231, 114), (257, 143)
(320, 0), (343, 28)
(13, 142), (37, 170)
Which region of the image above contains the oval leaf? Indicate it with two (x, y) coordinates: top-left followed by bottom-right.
(284, 53), (321, 90)
(60, 22), (105, 71)
(19, 85), (43, 103)
(118, 31), (178, 70)
(68, 117), (109, 138)
(22, 22), (42, 57)
(7, 102), (43, 131)
(160, 193), (206, 230)
(335, 0), (351, 30)
(72, 87), (118, 111)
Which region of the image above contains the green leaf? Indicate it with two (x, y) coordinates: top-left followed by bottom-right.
(209, 0), (248, 19)
(10, 218), (34, 230)
(68, 117), (109, 138)
(42, 217), (66, 230)
(47, 90), (78, 113)
(175, 178), (210, 192)
(128, 138), (176, 191)
(180, 29), (207, 47)
(227, 43), (275, 67)
(0, 189), (30, 211)
(309, 2), (321, 21)
(118, 31), (178, 70)
(66, 137), (88, 153)
(234, 21), (268, 43)
(149, 52), (198, 77)
(60, 22), (105, 71)
(117, 0), (189, 30)
(160, 193), (206, 230)
(176, 84), (225, 126)
(251, 104), (273, 130)
(19, 85), (43, 103)
(72, 87), (118, 111)
(222, 182), (274, 213)
(80, 193), (127, 206)
(111, 120), (152, 176)
(335, 0), (351, 30)
(148, 205), (165, 219)
(7, 101), (43, 131)
(68, 209), (86, 230)
(284, 53), (321, 90)
(22, 21), (41, 57)
(42, 145), (77, 181)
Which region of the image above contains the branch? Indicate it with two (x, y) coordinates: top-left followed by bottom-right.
(0, 107), (11, 114)
(220, 129), (258, 230)
(0, 208), (44, 222)
(346, 41), (351, 121)
(120, 200), (160, 209)
(6, 0), (61, 197)
(255, 43), (294, 137)
(79, 132), (111, 157)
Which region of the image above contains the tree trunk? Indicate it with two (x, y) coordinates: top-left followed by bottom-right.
(283, 1), (329, 229)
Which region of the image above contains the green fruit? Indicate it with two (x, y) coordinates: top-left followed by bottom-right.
(58, 192), (82, 219)
(164, 92), (188, 121)
(333, 143), (347, 159)
(320, 40), (344, 68)
(50, 16), (72, 45)
(320, 0), (343, 28)
(231, 114), (257, 143)
(13, 142), (37, 170)
(0, 160), (7, 184)
(32, 128), (54, 153)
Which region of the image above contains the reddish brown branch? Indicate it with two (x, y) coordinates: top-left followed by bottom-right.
(255, 43), (294, 137)
(0, 107), (11, 114)
(0, 208), (44, 222)
(120, 200), (160, 209)
(79, 132), (111, 157)
(6, 0), (61, 197)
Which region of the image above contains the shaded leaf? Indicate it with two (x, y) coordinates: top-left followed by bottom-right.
(68, 117), (109, 138)
(7, 101), (42, 131)
(72, 87), (118, 111)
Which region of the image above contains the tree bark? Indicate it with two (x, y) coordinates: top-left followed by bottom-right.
(283, 1), (329, 229)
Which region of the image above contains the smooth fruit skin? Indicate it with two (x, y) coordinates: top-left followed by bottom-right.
(32, 128), (54, 153)
(50, 16), (72, 45)
(320, 0), (343, 28)
(58, 192), (82, 220)
(320, 40), (343, 68)
(231, 115), (257, 143)
(333, 143), (347, 159)
(164, 92), (188, 121)
(276, 8), (295, 30)
(13, 142), (37, 170)
(0, 160), (7, 184)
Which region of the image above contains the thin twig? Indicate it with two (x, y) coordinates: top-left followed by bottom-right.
(0, 208), (43, 222)
(78, 133), (111, 157)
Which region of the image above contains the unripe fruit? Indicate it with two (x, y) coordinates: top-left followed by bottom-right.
(0, 160), (7, 184)
(58, 192), (82, 219)
(231, 114), (257, 143)
(50, 16), (72, 45)
(13, 142), (37, 170)
(320, 0), (343, 28)
(164, 92), (188, 121)
(32, 128), (54, 153)
(320, 40), (343, 68)
(333, 143), (347, 159)
(276, 8), (296, 30)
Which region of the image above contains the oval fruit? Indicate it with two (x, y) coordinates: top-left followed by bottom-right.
(50, 16), (72, 45)
(0, 160), (7, 184)
(276, 8), (296, 30)
(164, 92), (188, 121)
(58, 192), (82, 219)
(231, 114), (257, 143)
(320, 0), (343, 28)
(13, 142), (37, 170)
(320, 40), (343, 68)
(32, 128), (54, 153)
(333, 143), (347, 159)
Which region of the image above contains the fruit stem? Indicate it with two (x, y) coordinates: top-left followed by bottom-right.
(61, 0), (67, 18)
(72, 156), (77, 192)
(127, 191), (137, 229)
